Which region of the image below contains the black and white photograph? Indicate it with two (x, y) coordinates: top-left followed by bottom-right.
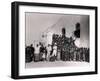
(11, 1), (97, 79)
(25, 13), (90, 68)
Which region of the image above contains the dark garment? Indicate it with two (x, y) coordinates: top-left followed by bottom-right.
(26, 46), (34, 56)
(25, 46), (35, 62)
(49, 56), (56, 62)
(40, 46), (44, 53)
(74, 29), (80, 38)
(39, 46), (45, 61)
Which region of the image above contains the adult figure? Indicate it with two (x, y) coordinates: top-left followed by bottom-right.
(39, 44), (45, 61)
(52, 43), (57, 61)
(72, 22), (80, 48)
(47, 44), (52, 61)
(30, 44), (35, 61)
(34, 44), (40, 62)
(42, 46), (47, 61)
(25, 44), (34, 63)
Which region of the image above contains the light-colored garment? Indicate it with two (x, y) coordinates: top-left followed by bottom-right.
(35, 46), (40, 54)
(42, 53), (46, 58)
(52, 45), (57, 56)
(47, 46), (52, 60)
(47, 46), (52, 52)
(74, 38), (80, 48)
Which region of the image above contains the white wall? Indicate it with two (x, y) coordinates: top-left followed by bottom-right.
(0, 0), (99, 81)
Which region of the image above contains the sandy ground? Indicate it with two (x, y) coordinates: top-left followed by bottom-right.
(25, 61), (89, 68)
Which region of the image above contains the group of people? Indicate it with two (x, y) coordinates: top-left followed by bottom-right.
(60, 47), (89, 62)
(25, 23), (89, 63)
(52, 34), (89, 62)
(25, 42), (89, 63)
(25, 43), (58, 62)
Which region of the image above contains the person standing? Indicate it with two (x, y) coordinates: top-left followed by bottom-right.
(42, 46), (47, 61)
(25, 44), (34, 63)
(39, 44), (44, 61)
(47, 44), (52, 61)
(71, 23), (80, 48)
(52, 43), (57, 61)
(34, 44), (40, 62)
(73, 49), (77, 61)
(30, 44), (35, 61)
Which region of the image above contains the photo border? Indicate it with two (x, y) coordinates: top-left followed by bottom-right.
(11, 1), (98, 79)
